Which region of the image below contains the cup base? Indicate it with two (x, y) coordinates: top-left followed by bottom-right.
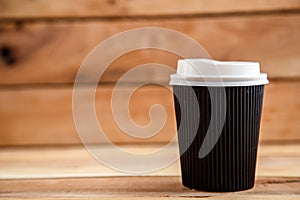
(182, 179), (255, 192)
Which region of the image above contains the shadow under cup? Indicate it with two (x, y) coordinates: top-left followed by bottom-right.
(170, 59), (268, 192)
(173, 85), (264, 192)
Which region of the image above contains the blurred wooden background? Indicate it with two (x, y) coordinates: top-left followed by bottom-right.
(0, 0), (299, 146)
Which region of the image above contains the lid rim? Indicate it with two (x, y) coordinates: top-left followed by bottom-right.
(169, 79), (269, 87)
(171, 73), (267, 79)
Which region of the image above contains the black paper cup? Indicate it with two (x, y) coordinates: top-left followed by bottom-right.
(170, 59), (269, 192)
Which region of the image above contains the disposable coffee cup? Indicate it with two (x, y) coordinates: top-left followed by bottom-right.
(170, 59), (269, 192)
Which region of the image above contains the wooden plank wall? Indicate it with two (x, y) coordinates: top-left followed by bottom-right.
(0, 0), (299, 145)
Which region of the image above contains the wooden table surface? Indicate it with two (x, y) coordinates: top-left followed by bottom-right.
(0, 143), (299, 199)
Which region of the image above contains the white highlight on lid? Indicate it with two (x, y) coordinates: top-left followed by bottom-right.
(170, 59), (269, 87)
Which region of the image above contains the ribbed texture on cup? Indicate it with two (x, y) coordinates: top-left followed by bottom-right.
(173, 85), (264, 192)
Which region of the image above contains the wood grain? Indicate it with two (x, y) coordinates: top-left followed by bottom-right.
(0, 144), (299, 179)
(0, 176), (299, 198)
(0, 0), (299, 19)
(0, 197), (299, 200)
(0, 81), (299, 146)
(0, 15), (300, 84)
(2, 197), (300, 200)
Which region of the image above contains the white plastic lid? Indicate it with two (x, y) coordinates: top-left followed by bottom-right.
(169, 59), (269, 87)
